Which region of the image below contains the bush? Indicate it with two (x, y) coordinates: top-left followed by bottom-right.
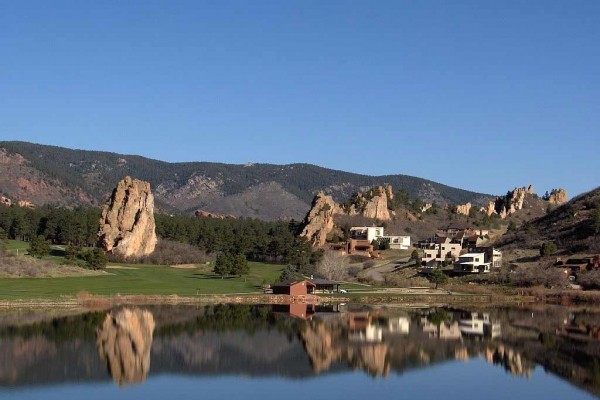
(540, 242), (557, 257)
(363, 260), (376, 269)
(511, 265), (568, 289)
(28, 235), (50, 258)
(82, 248), (107, 270)
(577, 270), (600, 290)
(107, 239), (207, 265)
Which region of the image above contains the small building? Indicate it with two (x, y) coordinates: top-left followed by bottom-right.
(347, 239), (373, 255)
(422, 240), (462, 268)
(349, 227), (384, 243)
(453, 253), (491, 273)
(380, 235), (411, 250)
(271, 280), (316, 295)
(310, 278), (342, 293)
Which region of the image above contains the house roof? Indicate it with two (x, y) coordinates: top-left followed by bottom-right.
(310, 278), (341, 286)
(459, 253), (486, 258)
(272, 279), (316, 288)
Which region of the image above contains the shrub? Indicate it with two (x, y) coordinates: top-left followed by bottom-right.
(363, 260), (376, 269)
(540, 242), (557, 257)
(511, 265), (568, 289)
(577, 270), (600, 290)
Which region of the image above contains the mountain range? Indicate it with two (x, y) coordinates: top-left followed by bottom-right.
(0, 141), (492, 220)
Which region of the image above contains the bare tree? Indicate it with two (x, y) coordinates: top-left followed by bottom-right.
(316, 250), (349, 280)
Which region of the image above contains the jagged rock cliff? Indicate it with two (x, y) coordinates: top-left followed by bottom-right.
(300, 185), (393, 246)
(455, 202), (472, 216)
(491, 185), (535, 219)
(548, 188), (568, 205)
(362, 186), (392, 221)
(299, 192), (342, 246)
(96, 308), (155, 386)
(98, 177), (157, 258)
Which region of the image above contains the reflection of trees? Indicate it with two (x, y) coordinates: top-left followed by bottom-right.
(96, 308), (155, 386)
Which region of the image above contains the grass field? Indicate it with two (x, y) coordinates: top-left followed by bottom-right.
(0, 261), (285, 300)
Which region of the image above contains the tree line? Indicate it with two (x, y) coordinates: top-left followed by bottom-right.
(0, 205), (321, 271)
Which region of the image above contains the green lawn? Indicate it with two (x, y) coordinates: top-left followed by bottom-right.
(0, 261), (285, 300)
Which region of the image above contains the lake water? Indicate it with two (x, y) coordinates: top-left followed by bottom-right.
(0, 303), (599, 399)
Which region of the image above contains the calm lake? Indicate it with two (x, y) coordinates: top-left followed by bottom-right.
(0, 303), (599, 399)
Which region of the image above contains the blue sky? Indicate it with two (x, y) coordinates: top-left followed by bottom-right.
(1, 1), (598, 196)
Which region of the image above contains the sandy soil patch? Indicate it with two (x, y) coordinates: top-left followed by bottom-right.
(170, 264), (199, 269)
(106, 265), (139, 270)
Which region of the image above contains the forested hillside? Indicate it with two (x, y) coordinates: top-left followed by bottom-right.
(0, 141), (492, 219)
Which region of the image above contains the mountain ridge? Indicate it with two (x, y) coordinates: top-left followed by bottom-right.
(0, 141), (493, 220)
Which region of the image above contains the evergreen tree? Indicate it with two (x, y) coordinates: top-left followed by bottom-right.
(231, 254), (250, 277)
(428, 269), (448, 289)
(83, 248), (107, 269)
(214, 253), (233, 279)
(29, 235), (50, 258)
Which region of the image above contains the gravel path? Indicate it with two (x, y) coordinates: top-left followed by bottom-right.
(365, 257), (411, 282)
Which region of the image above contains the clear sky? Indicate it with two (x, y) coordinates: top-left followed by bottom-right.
(1, 1), (598, 196)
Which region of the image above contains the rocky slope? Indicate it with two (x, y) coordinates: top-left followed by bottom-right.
(0, 141), (492, 220)
(498, 186), (600, 254)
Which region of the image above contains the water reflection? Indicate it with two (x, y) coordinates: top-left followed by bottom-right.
(0, 304), (600, 397)
(96, 308), (155, 386)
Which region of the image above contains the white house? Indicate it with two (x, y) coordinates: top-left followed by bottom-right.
(453, 253), (491, 273)
(381, 235), (411, 250)
(350, 227), (384, 243)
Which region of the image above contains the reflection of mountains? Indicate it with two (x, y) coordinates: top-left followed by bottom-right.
(2, 304), (600, 396)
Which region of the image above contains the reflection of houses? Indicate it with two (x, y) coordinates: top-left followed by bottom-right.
(421, 318), (462, 340)
(453, 253), (491, 273)
(458, 312), (501, 338)
(347, 312), (410, 343)
(271, 280), (316, 295)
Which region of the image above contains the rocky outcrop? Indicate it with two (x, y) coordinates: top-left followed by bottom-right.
(385, 184), (394, 201)
(300, 192), (342, 246)
(0, 196), (12, 207)
(350, 186), (392, 221)
(362, 188), (391, 221)
(96, 308), (155, 386)
(482, 201), (496, 216)
(194, 209), (235, 219)
(455, 202), (472, 216)
(421, 203), (433, 213)
(548, 188), (568, 205)
(17, 200), (34, 209)
(98, 177), (157, 258)
(492, 185), (535, 219)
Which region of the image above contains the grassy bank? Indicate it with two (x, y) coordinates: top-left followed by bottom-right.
(0, 261), (284, 300)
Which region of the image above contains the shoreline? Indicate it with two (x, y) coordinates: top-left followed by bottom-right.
(2, 288), (599, 309)
(0, 291), (531, 309)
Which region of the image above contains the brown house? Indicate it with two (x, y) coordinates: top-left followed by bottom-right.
(271, 280), (316, 295)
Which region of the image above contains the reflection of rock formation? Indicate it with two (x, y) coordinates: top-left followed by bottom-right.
(96, 308), (155, 386)
(299, 314), (392, 377)
(486, 345), (533, 378)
